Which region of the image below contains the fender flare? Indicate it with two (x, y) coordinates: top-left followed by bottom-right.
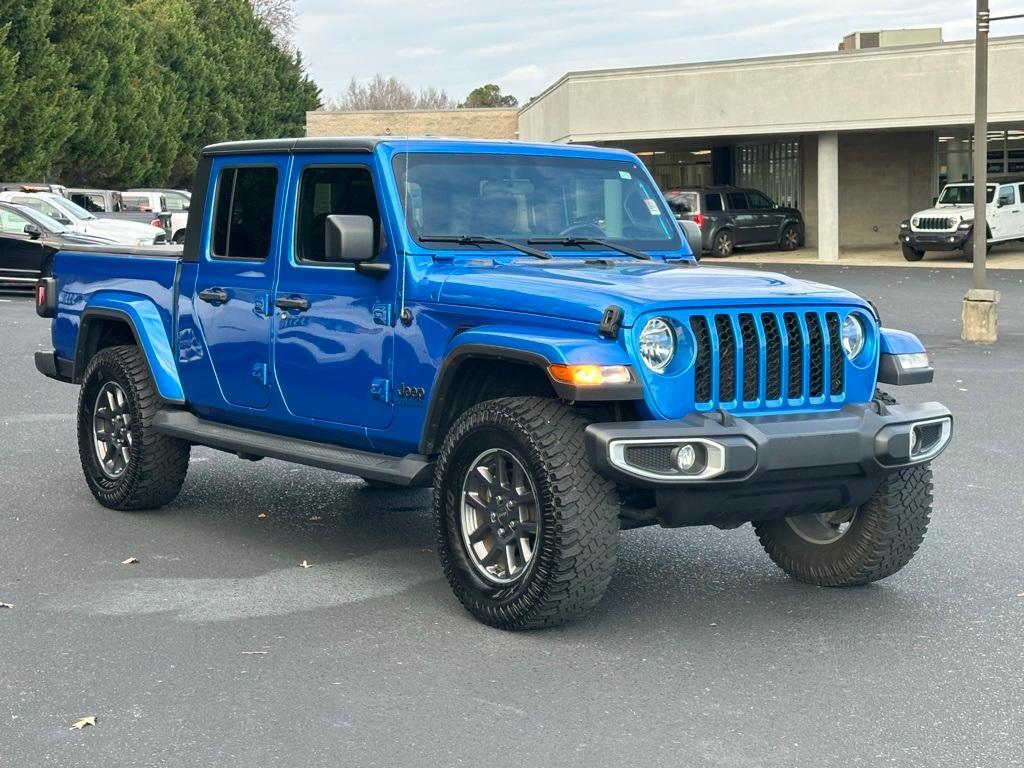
(418, 327), (643, 454)
(76, 296), (185, 403)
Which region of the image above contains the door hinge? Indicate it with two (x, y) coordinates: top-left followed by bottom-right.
(370, 378), (391, 403)
(372, 302), (394, 326)
(251, 362), (269, 386)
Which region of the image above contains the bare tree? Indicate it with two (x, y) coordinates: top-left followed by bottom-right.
(328, 75), (453, 111)
(248, 0), (296, 50)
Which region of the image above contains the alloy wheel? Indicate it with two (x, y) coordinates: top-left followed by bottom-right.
(92, 382), (133, 479)
(784, 507), (857, 545)
(460, 448), (541, 585)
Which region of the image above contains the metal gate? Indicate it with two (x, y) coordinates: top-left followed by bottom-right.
(735, 140), (802, 210)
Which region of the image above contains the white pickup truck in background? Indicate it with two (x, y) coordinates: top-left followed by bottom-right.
(123, 189), (190, 244)
(900, 180), (1024, 261)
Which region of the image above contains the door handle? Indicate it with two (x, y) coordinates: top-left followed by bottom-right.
(198, 287), (229, 304)
(275, 295), (310, 312)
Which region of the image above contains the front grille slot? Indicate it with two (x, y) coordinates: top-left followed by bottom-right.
(690, 309), (846, 410)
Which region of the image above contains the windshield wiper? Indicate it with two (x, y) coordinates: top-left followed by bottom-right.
(419, 234), (551, 260)
(527, 236), (651, 260)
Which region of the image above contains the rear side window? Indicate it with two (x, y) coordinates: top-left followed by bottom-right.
(726, 192), (748, 210)
(704, 193), (724, 212)
(212, 167), (278, 260)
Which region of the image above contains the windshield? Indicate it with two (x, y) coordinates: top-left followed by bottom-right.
(391, 153), (681, 253)
(57, 196), (99, 220)
(938, 185), (996, 205)
(15, 205), (72, 233)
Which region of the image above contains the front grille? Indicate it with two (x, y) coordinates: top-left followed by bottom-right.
(689, 309), (845, 410)
(915, 216), (954, 231)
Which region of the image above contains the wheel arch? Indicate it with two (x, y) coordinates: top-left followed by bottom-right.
(75, 300), (184, 403)
(418, 334), (642, 455)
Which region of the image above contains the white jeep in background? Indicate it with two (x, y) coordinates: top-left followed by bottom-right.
(899, 180), (1024, 261)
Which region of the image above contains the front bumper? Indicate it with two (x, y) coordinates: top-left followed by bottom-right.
(902, 230), (967, 251)
(585, 401), (951, 527)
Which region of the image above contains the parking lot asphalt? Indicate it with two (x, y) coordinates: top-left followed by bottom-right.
(2, 265), (1023, 768)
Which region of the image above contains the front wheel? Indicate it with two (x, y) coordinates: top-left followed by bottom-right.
(962, 232), (992, 259)
(901, 244), (925, 262)
(753, 464), (933, 587)
(433, 397), (620, 630)
(779, 223), (801, 251)
(78, 345), (190, 510)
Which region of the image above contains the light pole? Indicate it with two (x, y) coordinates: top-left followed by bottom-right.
(962, 1), (1024, 342)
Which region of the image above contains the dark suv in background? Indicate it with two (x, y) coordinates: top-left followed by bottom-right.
(665, 186), (804, 257)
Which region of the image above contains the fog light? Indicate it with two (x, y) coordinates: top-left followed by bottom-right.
(673, 444), (697, 471)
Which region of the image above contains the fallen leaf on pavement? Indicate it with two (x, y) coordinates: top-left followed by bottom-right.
(241, 651), (268, 655)
(308, 516), (322, 522)
(0, 602), (12, 609)
(121, 557), (139, 565)
(1017, 592), (1024, 598)
(298, 560), (312, 569)
(70, 716), (97, 730)
(257, 513), (267, 519)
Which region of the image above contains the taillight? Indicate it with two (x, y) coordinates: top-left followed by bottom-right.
(151, 218), (162, 228)
(36, 277), (57, 318)
(692, 213), (706, 228)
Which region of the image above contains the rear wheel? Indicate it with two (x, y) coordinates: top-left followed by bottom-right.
(78, 345), (190, 510)
(779, 223), (801, 251)
(711, 230), (734, 258)
(434, 397), (620, 630)
(901, 244), (925, 262)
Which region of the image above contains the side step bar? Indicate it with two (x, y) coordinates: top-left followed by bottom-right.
(153, 410), (434, 487)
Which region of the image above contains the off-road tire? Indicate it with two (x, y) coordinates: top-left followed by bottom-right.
(78, 345), (190, 510)
(434, 397), (620, 630)
(901, 244), (924, 262)
(711, 230), (735, 258)
(962, 232), (992, 259)
(753, 464), (933, 587)
(779, 223), (801, 251)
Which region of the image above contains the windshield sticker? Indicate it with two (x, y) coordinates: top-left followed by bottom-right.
(618, 170), (632, 179)
(643, 198), (661, 215)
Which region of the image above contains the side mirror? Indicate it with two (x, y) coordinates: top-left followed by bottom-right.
(325, 214), (388, 277)
(997, 196), (1012, 208)
(23, 223), (42, 239)
(678, 220), (703, 260)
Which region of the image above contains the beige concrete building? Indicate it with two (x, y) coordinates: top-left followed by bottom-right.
(306, 107), (518, 141)
(517, 34), (1024, 256)
(306, 33), (1024, 256)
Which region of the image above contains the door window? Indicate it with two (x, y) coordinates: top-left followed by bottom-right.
(211, 167), (278, 260)
(12, 196), (63, 221)
(997, 185), (1016, 206)
(704, 194), (724, 212)
(746, 191), (776, 209)
(0, 207), (31, 233)
(295, 166), (382, 264)
(726, 192), (748, 210)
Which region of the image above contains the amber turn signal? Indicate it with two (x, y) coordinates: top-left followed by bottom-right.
(548, 364), (632, 386)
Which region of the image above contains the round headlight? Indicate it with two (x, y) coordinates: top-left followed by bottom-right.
(841, 314), (866, 360)
(639, 317), (676, 372)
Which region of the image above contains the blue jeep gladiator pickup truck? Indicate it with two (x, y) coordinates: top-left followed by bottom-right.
(35, 137), (952, 629)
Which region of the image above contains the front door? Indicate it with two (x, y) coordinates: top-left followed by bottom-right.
(992, 184), (1021, 240)
(190, 158), (287, 410)
(0, 207), (47, 278)
(746, 189), (783, 243)
(273, 157), (396, 430)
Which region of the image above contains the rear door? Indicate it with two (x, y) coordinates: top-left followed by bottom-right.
(272, 156), (396, 430)
(992, 184), (1018, 240)
(190, 158), (287, 410)
(725, 191), (757, 244)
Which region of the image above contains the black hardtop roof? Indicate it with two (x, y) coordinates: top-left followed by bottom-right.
(202, 137), (383, 156)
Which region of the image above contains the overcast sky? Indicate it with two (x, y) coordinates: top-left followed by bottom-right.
(293, 0), (1024, 105)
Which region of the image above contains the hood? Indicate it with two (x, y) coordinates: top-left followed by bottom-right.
(434, 259), (866, 325)
(912, 205), (974, 221)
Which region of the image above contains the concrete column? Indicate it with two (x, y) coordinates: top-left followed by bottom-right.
(816, 131), (840, 261)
